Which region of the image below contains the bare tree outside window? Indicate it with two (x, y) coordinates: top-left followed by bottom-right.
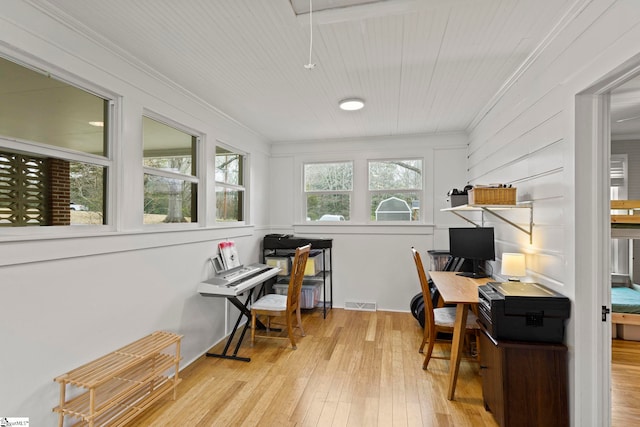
(143, 117), (198, 224)
(216, 146), (245, 222)
(369, 159), (422, 221)
(304, 162), (352, 221)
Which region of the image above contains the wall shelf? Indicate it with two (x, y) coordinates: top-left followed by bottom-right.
(442, 202), (534, 244)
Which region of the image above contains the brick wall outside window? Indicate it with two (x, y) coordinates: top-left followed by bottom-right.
(48, 158), (70, 226)
(0, 151), (71, 226)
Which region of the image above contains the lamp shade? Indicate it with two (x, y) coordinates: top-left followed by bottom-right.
(501, 253), (526, 280)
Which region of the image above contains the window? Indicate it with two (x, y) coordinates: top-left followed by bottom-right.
(216, 146), (245, 222)
(304, 162), (352, 221)
(0, 56), (110, 227)
(143, 116), (198, 224)
(368, 159), (422, 221)
(611, 154), (629, 274)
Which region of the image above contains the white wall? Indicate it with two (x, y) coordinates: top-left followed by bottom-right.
(5, 0), (640, 425)
(269, 133), (469, 311)
(0, 2), (272, 424)
(468, 1), (640, 425)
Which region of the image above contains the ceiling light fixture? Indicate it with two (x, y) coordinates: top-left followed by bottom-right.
(88, 121), (104, 127)
(339, 98), (365, 111)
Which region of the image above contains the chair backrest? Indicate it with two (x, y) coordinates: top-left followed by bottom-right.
(287, 244), (311, 310)
(411, 247), (435, 327)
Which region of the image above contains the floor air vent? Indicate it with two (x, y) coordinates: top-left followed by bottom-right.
(344, 301), (377, 311)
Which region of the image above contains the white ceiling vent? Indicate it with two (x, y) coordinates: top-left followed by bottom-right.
(344, 301), (377, 311)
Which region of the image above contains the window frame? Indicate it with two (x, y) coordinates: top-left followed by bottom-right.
(142, 112), (202, 227)
(0, 54), (116, 236)
(303, 160), (354, 222)
(367, 157), (424, 223)
(215, 141), (247, 224)
(295, 153), (433, 226)
(611, 153), (629, 275)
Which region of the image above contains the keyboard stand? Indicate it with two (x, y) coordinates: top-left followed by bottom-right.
(199, 264), (280, 362)
(206, 287), (262, 362)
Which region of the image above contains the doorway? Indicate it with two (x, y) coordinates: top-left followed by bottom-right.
(575, 56), (640, 427)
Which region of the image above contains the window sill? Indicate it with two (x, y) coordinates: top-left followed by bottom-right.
(292, 222), (434, 235)
(0, 224), (254, 267)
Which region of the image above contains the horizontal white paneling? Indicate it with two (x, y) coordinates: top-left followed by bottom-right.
(467, 1), (640, 425)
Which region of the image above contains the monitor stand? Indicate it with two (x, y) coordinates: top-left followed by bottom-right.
(455, 259), (488, 278)
(456, 271), (488, 279)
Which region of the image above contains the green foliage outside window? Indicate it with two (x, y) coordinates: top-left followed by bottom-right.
(369, 159), (422, 221)
(216, 147), (245, 222)
(304, 162), (352, 220)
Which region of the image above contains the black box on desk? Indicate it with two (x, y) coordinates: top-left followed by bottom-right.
(449, 194), (468, 207)
(478, 282), (570, 343)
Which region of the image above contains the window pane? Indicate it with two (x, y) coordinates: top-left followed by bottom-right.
(371, 192), (420, 221)
(304, 162), (353, 191)
(215, 146), (245, 222)
(143, 117), (195, 176)
(69, 161), (105, 225)
(0, 56), (107, 156)
(144, 173), (195, 224)
(369, 159), (422, 190)
(306, 194), (350, 221)
(216, 187), (244, 221)
(216, 147), (243, 185)
(0, 150), (106, 226)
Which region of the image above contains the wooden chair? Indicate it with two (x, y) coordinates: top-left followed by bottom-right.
(411, 247), (480, 369)
(251, 244), (311, 349)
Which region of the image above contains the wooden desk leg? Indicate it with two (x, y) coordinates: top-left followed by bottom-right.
(447, 303), (468, 400)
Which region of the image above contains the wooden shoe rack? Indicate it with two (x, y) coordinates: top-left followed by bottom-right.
(53, 331), (182, 426)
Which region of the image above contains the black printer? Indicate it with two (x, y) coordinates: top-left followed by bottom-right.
(478, 281), (570, 343)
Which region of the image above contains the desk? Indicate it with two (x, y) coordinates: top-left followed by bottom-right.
(198, 264), (280, 362)
(428, 270), (492, 400)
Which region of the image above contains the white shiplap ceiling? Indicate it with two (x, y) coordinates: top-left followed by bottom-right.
(26, 0), (579, 143)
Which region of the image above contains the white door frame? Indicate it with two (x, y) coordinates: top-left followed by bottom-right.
(575, 55), (640, 426)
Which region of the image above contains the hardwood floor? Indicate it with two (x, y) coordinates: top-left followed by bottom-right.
(612, 338), (640, 426)
(131, 309), (498, 426)
(130, 309), (640, 426)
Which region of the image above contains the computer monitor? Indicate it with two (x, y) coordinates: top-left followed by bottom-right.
(448, 227), (495, 278)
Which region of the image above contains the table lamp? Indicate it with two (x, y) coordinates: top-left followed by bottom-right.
(501, 253), (526, 281)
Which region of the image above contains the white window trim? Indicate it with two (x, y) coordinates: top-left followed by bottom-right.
(296, 155), (432, 226)
(367, 157), (423, 224)
(0, 84), (116, 238)
(142, 112), (202, 227)
(303, 160), (354, 222)
(215, 140), (248, 225)
(611, 154), (629, 275)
